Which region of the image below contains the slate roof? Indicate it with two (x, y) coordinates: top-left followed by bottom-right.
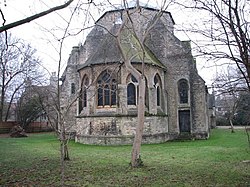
(78, 25), (166, 71)
(79, 32), (122, 69)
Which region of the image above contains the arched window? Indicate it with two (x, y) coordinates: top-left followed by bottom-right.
(127, 83), (136, 105)
(178, 79), (189, 104)
(156, 87), (160, 106)
(127, 74), (138, 105)
(79, 75), (89, 113)
(154, 74), (162, 106)
(97, 70), (117, 107)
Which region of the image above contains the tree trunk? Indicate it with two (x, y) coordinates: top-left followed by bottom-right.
(60, 132), (65, 187)
(59, 117), (70, 186)
(63, 139), (70, 161)
(246, 67), (250, 92)
(0, 66), (5, 122)
(64, 147), (69, 160)
(0, 89), (3, 122)
(131, 76), (145, 167)
(245, 127), (250, 148)
(229, 117), (235, 133)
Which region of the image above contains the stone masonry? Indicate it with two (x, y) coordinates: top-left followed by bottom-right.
(60, 6), (211, 145)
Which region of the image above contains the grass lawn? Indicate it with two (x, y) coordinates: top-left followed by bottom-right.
(0, 129), (249, 187)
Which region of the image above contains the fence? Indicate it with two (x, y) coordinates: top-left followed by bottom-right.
(0, 121), (53, 134)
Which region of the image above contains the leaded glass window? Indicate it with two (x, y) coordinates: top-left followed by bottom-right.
(127, 74), (138, 105)
(97, 70), (117, 107)
(154, 74), (162, 106)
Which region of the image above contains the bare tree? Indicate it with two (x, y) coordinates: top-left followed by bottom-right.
(213, 80), (250, 145)
(37, 1), (97, 185)
(0, 33), (43, 122)
(115, 0), (172, 167)
(213, 65), (249, 133)
(178, 0), (250, 91)
(16, 84), (46, 130)
(0, 0), (105, 185)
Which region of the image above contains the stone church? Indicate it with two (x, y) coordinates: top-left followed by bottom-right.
(60, 6), (211, 145)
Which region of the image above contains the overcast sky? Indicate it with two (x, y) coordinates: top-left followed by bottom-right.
(0, 0), (215, 86)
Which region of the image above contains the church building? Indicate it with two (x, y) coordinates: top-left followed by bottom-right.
(60, 6), (211, 145)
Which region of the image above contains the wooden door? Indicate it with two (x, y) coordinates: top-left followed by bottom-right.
(179, 110), (191, 133)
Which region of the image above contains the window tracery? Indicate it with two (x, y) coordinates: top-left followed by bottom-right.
(127, 74), (138, 105)
(97, 70), (117, 107)
(154, 74), (162, 106)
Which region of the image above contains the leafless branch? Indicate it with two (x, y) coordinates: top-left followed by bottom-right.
(0, 0), (74, 33)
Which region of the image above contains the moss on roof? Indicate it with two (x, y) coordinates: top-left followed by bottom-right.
(119, 29), (165, 68)
(78, 25), (166, 71)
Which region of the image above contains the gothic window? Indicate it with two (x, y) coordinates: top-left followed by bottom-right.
(82, 76), (89, 107)
(154, 74), (162, 106)
(71, 83), (75, 94)
(79, 75), (89, 113)
(178, 79), (189, 104)
(127, 83), (136, 105)
(157, 87), (160, 106)
(127, 74), (138, 105)
(83, 89), (87, 107)
(97, 70), (117, 107)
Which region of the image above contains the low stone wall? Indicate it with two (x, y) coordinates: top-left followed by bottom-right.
(74, 114), (209, 145)
(75, 131), (209, 145)
(75, 132), (179, 145)
(76, 115), (169, 136)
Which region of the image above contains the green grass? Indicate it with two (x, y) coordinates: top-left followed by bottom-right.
(0, 129), (249, 186)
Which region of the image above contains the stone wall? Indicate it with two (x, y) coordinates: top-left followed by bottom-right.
(75, 115), (170, 145)
(61, 7), (210, 145)
(60, 47), (80, 130)
(75, 133), (178, 145)
(78, 63), (167, 116)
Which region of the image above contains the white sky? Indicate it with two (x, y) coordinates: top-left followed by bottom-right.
(0, 0), (216, 87)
